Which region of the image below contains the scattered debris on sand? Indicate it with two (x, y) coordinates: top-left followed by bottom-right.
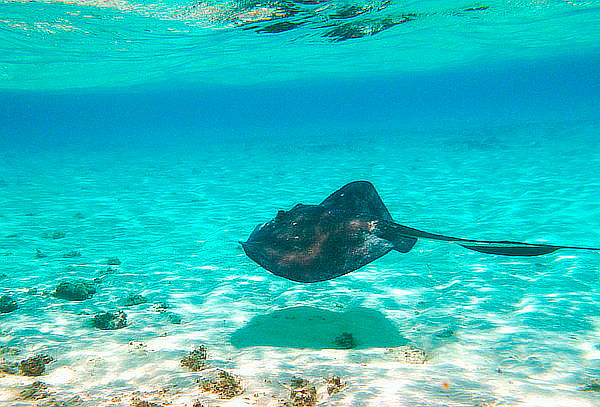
(131, 397), (164, 407)
(127, 341), (153, 357)
(199, 369), (243, 399)
(151, 301), (171, 312)
(93, 311), (128, 330)
(386, 345), (428, 364)
(325, 375), (346, 395)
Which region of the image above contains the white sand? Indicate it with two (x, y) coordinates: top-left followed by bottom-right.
(1, 121), (599, 406)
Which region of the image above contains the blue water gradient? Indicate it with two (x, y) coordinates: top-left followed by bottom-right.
(0, 6), (600, 407)
(2, 52), (599, 150)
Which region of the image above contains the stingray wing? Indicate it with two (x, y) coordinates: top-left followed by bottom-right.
(321, 181), (393, 220)
(242, 204), (394, 282)
(321, 181), (417, 253)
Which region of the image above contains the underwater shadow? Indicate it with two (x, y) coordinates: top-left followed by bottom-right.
(230, 306), (407, 349)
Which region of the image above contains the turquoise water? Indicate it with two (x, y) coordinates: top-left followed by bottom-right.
(1, 0), (600, 89)
(1, 0), (600, 406)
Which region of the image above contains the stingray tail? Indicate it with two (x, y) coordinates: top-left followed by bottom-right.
(457, 242), (561, 256)
(380, 221), (600, 257)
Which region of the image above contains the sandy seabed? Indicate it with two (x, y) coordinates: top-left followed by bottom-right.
(1, 120), (600, 407)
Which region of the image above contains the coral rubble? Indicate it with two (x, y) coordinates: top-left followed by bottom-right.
(123, 294), (148, 306)
(19, 354), (54, 376)
(0, 295), (18, 313)
(326, 375), (345, 395)
(199, 369), (243, 399)
(131, 398), (164, 407)
(180, 345), (208, 371)
(287, 377), (317, 407)
(107, 257), (122, 265)
(93, 311), (128, 330)
(19, 381), (50, 400)
(53, 280), (96, 301)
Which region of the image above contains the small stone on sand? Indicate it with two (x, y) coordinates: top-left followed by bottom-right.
(42, 231), (65, 239)
(19, 354), (54, 376)
(107, 257), (122, 265)
(0, 295), (18, 313)
(93, 311), (127, 330)
(123, 294), (148, 306)
(53, 281), (96, 301)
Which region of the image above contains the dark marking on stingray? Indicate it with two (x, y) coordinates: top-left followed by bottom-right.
(241, 181), (600, 283)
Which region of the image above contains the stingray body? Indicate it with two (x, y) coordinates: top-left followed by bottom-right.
(241, 181), (599, 283)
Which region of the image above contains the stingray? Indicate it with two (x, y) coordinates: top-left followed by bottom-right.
(241, 181), (599, 283)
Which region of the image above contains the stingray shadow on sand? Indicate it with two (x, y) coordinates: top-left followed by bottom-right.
(230, 306), (407, 349)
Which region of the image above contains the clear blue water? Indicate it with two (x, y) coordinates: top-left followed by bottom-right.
(1, 0), (600, 89)
(1, 0), (600, 406)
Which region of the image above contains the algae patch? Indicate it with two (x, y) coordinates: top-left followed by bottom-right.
(199, 369), (243, 399)
(0, 295), (18, 313)
(19, 381), (51, 400)
(286, 377), (317, 407)
(93, 311), (127, 330)
(180, 345), (208, 371)
(53, 280), (96, 301)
